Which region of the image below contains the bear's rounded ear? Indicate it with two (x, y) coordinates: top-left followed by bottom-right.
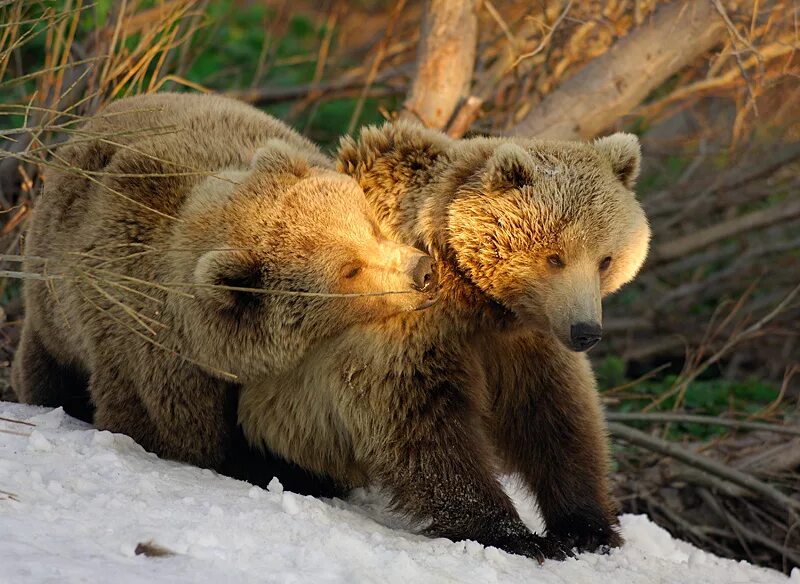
(484, 143), (536, 191)
(251, 139), (310, 179)
(594, 133), (641, 189)
(337, 120), (452, 178)
(194, 249), (263, 307)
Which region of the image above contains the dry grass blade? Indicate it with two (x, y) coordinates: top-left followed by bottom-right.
(602, 363), (672, 395)
(159, 280), (421, 299)
(0, 415), (35, 426)
(0, 57), (101, 90)
(81, 273), (163, 336)
(0, 255), (427, 299)
(0, 428), (30, 437)
(644, 283), (800, 413)
(73, 279), (239, 381)
(0, 488), (19, 502)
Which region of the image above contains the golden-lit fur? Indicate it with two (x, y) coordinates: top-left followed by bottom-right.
(238, 121), (649, 560)
(338, 121), (650, 553)
(11, 93), (434, 469)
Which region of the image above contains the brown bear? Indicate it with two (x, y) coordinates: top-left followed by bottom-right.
(238, 121), (649, 561)
(11, 93), (437, 473)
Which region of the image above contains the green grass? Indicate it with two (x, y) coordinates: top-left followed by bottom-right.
(598, 355), (784, 440)
(180, 1), (394, 148)
(1, 1), (394, 147)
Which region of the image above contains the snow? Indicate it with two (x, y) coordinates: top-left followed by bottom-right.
(1, 401), (797, 584)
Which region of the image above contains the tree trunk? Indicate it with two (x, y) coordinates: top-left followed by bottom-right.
(508, 0), (730, 140)
(400, 0), (478, 131)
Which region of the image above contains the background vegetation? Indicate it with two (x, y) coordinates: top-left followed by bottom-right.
(1, 0), (798, 573)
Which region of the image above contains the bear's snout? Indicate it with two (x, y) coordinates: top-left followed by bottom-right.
(569, 322), (602, 352)
(410, 255), (437, 293)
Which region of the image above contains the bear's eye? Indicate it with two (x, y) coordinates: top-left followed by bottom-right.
(341, 261), (363, 279)
(547, 254), (565, 268)
(599, 256), (612, 271)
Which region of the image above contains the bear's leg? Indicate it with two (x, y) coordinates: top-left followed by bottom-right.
(344, 377), (570, 562)
(91, 364), (160, 450)
(139, 361), (235, 468)
(91, 357), (236, 468)
(485, 333), (622, 553)
(12, 322), (93, 422)
(220, 423), (348, 497)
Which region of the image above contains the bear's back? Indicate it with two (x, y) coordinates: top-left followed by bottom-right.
(22, 93), (333, 363)
(31, 93), (330, 256)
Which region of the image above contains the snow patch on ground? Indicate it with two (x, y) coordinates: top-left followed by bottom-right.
(1, 401), (797, 584)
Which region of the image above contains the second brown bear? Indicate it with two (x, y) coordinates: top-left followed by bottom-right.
(239, 121), (651, 560)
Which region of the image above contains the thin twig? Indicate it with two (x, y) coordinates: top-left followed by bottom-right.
(510, 0), (572, 69)
(698, 488), (800, 567)
(347, 0), (406, 134)
(607, 412), (800, 436)
(0, 488), (19, 502)
(0, 428), (29, 436)
(645, 283), (800, 412)
(609, 422), (800, 516)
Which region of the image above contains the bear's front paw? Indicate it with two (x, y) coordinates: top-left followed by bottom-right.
(491, 532), (574, 564)
(548, 512), (623, 554)
(528, 534), (575, 563)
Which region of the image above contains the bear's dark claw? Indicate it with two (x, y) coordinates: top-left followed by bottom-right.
(548, 511), (623, 554)
(491, 533), (575, 563)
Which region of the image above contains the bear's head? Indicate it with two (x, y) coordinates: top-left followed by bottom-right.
(176, 140), (438, 380)
(339, 125), (650, 352)
(443, 134), (650, 352)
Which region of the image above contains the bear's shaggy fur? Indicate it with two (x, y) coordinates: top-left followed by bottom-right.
(12, 94), (436, 471)
(238, 121), (649, 560)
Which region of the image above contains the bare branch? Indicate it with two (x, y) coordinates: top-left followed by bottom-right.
(230, 67), (409, 106)
(653, 198), (800, 263)
(445, 95), (483, 138)
(697, 489), (800, 568)
(508, 0), (730, 139)
(609, 422), (800, 516)
(606, 412), (800, 437)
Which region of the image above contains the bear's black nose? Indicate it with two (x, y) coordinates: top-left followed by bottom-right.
(569, 322), (602, 352)
(411, 255), (437, 292)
